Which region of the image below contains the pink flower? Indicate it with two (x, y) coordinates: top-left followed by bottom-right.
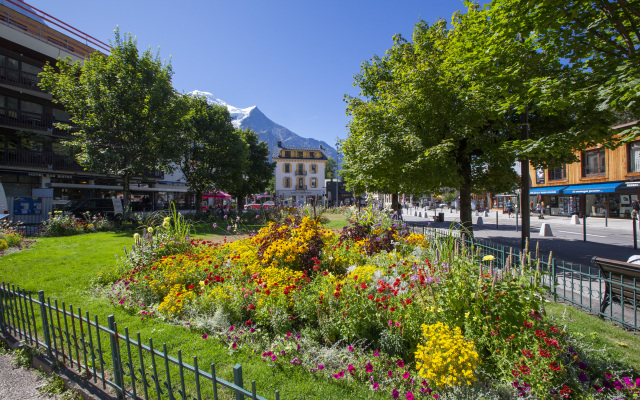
(372, 382), (380, 390)
(348, 346), (354, 352)
(202, 334), (208, 339)
(406, 392), (414, 400)
(374, 350), (379, 357)
(271, 355), (277, 361)
(388, 371), (393, 378)
(392, 389), (400, 399)
(365, 362), (373, 373)
(347, 365), (355, 372)
(397, 360), (405, 368)
(402, 372), (410, 379)
(232, 342), (237, 349)
(317, 364), (324, 370)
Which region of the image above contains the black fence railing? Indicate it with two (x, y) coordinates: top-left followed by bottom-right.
(408, 224), (640, 331)
(0, 148), (83, 171)
(0, 107), (54, 130)
(0, 283), (279, 400)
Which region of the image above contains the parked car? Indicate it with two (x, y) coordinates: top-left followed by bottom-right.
(62, 198), (123, 220)
(244, 201), (276, 210)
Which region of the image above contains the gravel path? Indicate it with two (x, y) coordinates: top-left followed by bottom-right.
(0, 352), (56, 400)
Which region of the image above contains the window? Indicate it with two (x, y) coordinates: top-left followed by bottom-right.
(283, 163), (290, 173)
(297, 151), (303, 158)
(548, 165), (566, 181)
(629, 142), (640, 173)
(309, 152), (315, 158)
(284, 151), (291, 158)
(310, 164), (317, 174)
(310, 178), (317, 188)
(298, 177), (305, 189)
(284, 177), (291, 188)
(21, 100), (43, 114)
(582, 149), (606, 177)
(297, 164), (305, 175)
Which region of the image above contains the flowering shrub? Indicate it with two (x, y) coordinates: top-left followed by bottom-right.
(100, 210), (639, 399)
(415, 322), (479, 387)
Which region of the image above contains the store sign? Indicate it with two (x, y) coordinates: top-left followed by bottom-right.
(13, 197), (42, 215)
(536, 169), (545, 184)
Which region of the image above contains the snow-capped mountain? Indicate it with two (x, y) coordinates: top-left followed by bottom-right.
(190, 90), (337, 161)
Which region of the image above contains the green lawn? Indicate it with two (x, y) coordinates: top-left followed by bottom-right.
(0, 226), (386, 400)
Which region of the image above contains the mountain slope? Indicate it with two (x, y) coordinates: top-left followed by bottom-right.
(190, 90), (337, 160)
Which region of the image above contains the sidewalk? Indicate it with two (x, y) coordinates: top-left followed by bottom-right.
(402, 207), (640, 268)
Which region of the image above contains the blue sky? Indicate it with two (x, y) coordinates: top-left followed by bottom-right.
(26, 0), (488, 148)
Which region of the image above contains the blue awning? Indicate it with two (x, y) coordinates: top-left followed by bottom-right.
(529, 186), (568, 195)
(562, 182), (625, 194)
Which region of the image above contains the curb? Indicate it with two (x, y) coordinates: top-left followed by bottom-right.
(0, 332), (116, 400)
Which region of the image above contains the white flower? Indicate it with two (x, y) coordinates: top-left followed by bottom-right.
(147, 227), (153, 234)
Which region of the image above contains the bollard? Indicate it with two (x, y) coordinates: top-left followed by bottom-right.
(515, 211), (519, 232)
(496, 211), (499, 230)
(634, 216), (638, 250)
(583, 215), (587, 242)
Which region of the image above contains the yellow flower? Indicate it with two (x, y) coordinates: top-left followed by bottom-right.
(482, 255), (495, 261)
(147, 227), (154, 234)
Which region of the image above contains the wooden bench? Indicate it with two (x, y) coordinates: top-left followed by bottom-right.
(591, 256), (640, 314)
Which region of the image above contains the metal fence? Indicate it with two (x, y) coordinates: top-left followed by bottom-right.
(408, 224), (640, 331)
(0, 283), (279, 400)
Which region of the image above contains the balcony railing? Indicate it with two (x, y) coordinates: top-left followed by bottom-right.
(0, 148), (83, 171)
(0, 66), (41, 90)
(0, 108), (54, 131)
(295, 170), (307, 176)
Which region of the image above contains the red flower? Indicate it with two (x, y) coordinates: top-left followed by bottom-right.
(549, 326), (559, 333)
(322, 271), (329, 276)
(248, 304), (255, 310)
(511, 370), (520, 377)
(539, 349), (551, 358)
(549, 362), (561, 371)
(544, 337), (558, 346)
(560, 385), (571, 398)
(265, 289), (271, 295)
(245, 320), (252, 325)
(334, 292), (340, 298)
(188, 284), (195, 289)
(521, 349), (534, 358)
(361, 282), (367, 290)
(518, 364), (531, 375)
(535, 329), (547, 338)
(367, 295), (374, 300)
(523, 320), (533, 328)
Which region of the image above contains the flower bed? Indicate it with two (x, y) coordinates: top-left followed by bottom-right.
(102, 207), (640, 399)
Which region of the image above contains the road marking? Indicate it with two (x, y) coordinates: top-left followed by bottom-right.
(556, 230), (607, 238)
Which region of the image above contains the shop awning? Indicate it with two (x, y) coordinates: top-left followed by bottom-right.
(562, 182), (624, 194)
(203, 191), (232, 199)
(529, 186), (568, 195)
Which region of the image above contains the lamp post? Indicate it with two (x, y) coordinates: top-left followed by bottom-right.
(335, 141), (340, 207)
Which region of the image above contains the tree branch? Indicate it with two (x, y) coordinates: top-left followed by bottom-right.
(560, 5), (630, 57)
(599, 0), (636, 54)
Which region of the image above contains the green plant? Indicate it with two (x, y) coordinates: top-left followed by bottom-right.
(0, 238), (7, 251)
(12, 347), (33, 368)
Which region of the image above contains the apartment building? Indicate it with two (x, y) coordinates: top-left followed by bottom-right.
(0, 0), (189, 220)
(529, 123), (640, 218)
(273, 141), (327, 206)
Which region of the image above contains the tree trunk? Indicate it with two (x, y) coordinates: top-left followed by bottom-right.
(121, 173), (131, 214)
(457, 142), (473, 235)
(391, 193), (399, 212)
(195, 191), (204, 214)
(237, 196), (246, 214)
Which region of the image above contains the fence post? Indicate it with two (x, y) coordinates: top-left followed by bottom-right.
(496, 211), (499, 230)
(0, 283), (6, 334)
(38, 290), (53, 358)
(633, 215), (638, 250)
(107, 315), (125, 399)
(233, 364), (244, 400)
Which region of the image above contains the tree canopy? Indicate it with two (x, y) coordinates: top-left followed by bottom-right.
(39, 30), (180, 208)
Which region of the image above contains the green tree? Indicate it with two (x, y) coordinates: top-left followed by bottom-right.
(226, 128), (275, 212)
(39, 30), (180, 209)
(176, 93), (239, 210)
(325, 157), (337, 180)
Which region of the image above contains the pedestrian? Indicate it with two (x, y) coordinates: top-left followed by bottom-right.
(507, 201), (513, 218)
(633, 199), (640, 213)
(536, 202), (543, 217)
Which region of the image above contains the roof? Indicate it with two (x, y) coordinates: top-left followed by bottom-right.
(272, 143), (328, 160)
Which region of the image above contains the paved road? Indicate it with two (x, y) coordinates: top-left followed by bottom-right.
(403, 207), (639, 267)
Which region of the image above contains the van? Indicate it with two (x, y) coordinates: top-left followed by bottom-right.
(62, 198), (123, 220)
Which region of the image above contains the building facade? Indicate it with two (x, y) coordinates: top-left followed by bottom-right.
(273, 142), (326, 206)
(0, 1), (190, 220)
(529, 125), (640, 219)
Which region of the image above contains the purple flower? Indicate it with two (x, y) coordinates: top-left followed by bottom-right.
(202, 334), (208, 339)
(406, 392), (414, 400)
(232, 342), (237, 349)
(317, 364), (324, 370)
(227, 225), (232, 231)
(374, 350), (379, 357)
(212, 223), (217, 228)
(392, 389), (399, 399)
(372, 382), (380, 390)
(271, 355), (278, 361)
(579, 372), (588, 382)
(577, 362), (588, 370)
(365, 362), (373, 373)
(348, 346), (354, 352)
(397, 360), (405, 368)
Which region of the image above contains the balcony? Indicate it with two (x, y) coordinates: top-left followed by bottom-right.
(295, 170), (307, 176)
(0, 149), (83, 171)
(0, 108), (53, 131)
(0, 66), (41, 91)
(296, 184), (307, 191)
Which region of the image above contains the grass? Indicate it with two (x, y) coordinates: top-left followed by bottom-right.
(0, 227), (387, 400)
(545, 301), (640, 371)
(321, 213), (349, 231)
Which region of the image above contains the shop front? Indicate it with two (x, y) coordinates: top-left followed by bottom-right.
(530, 182), (632, 218)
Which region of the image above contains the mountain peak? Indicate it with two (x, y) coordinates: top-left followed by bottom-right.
(188, 90), (337, 160)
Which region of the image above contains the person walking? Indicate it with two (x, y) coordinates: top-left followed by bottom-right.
(633, 199), (640, 214)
